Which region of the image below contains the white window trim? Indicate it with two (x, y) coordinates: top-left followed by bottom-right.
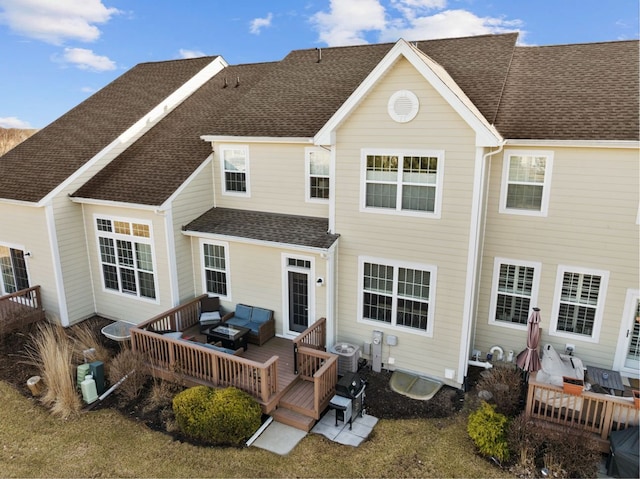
(94, 215), (159, 304)
(281, 253), (316, 337)
(0, 242), (30, 296)
(360, 148), (444, 219)
(219, 144), (250, 197)
(549, 264), (609, 343)
(357, 255), (437, 337)
(499, 149), (553, 217)
(488, 257), (541, 331)
(305, 146), (331, 203)
(200, 239), (232, 301)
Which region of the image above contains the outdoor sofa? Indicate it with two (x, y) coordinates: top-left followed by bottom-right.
(222, 304), (275, 346)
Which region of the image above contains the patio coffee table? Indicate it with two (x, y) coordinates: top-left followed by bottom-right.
(205, 324), (250, 351)
(586, 365), (625, 396)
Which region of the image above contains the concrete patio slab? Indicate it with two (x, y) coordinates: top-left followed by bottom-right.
(250, 421), (307, 455)
(311, 409), (378, 447)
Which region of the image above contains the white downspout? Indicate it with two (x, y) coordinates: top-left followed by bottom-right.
(459, 141), (505, 385)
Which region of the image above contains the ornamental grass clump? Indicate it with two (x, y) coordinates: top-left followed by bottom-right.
(25, 322), (81, 419)
(173, 386), (262, 446)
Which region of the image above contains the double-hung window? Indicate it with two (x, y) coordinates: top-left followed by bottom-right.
(359, 256), (436, 335)
(96, 217), (157, 300)
(500, 150), (553, 216)
(362, 149), (443, 217)
(0, 245), (29, 294)
(220, 145), (250, 196)
(489, 258), (541, 328)
(202, 240), (230, 299)
(550, 266), (608, 342)
(305, 147), (330, 201)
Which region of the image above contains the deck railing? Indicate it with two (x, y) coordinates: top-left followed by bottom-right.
(292, 317), (327, 374)
(295, 345), (337, 419)
(130, 295), (279, 408)
(0, 285), (46, 332)
(525, 371), (639, 443)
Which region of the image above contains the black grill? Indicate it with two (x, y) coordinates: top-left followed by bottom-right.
(330, 372), (366, 429)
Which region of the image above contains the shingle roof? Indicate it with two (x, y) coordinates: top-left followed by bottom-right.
(0, 56), (217, 203)
(71, 34), (518, 206)
(183, 207), (339, 249)
(494, 41), (639, 140)
(3, 34), (638, 207)
(71, 61), (277, 206)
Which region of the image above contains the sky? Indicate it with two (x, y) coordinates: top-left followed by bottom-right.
(1, 0), (638, 130)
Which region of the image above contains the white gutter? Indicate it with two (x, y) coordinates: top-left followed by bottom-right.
(458, 142), (505, 386)
(504, 139), (639, 149)
(200, 135), (314, 144)
(181, 230), (335, 255)
(69, 196), (164, 211)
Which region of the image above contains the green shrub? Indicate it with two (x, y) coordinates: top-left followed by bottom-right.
(467, 401), (510, 463)
(173, 386), (262, 446)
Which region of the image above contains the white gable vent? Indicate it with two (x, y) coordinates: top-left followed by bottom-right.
(388, 90), (419, 123)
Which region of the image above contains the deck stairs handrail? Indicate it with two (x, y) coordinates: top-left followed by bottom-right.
(525, 371), (639, 449)
(0, 285), (46, 332)
(294, 345), (337, 419)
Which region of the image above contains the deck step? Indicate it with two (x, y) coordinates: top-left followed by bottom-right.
(271, 406), (316, 432)
(278, 379), (317, 418)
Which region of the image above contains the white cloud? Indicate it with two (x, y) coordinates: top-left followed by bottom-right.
(58, 47), (116, 71)
(311, 0), (523, 46)
(179, 49), (207, 59)
(380, 8), (523, 42)
(81, 86), (97, 93)
(0, 116), (32, 129)
(311, 0), (387, 46)
(250, 12), (273, 35)
(0, 0), (121, 44)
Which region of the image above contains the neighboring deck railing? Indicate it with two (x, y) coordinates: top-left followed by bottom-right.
(0, 285), (46, 333)
(295, 344), (337, 419)
(130, 295), (279, 410)
(525, 371), (639, 446)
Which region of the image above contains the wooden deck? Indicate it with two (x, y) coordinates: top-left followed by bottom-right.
(0, 286), (46, 334)
(130, 296), (337, 430)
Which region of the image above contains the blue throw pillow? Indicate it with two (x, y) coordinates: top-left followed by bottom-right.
(235, 304), (252, 320)
(251, 308), (271, 324)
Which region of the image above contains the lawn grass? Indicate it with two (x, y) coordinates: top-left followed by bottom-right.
(0, 381), (513, 478)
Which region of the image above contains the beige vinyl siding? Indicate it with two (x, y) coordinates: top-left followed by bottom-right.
(82, 204), (174, 323)
(474, 146), (639, 368)
(332, 57), (477, 385)
(0, 203), (59, 319)
(170, 159), (215, 302)
(50, 195), (95, 325)
(213, 143), (329, 218)
(190, 237), (328, 336)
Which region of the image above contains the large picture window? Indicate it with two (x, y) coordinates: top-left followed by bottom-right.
(489, 258), (540, 328)
(202, 241), (230, 298)
(359, 257), (436, 335)
(500, 150), (553, 216)
(220, 145), (249, 195)
(96, 217), (157, 300)
(361, 149), (443, 217)
(0, 245), (29, 295)
(550, 266), (608, 342)
(306, 147), (330, 201)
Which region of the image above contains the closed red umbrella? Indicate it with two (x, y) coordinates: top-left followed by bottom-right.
(516, 307), (542, 372)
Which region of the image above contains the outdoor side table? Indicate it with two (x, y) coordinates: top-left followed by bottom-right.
(586, 365), (625, 396)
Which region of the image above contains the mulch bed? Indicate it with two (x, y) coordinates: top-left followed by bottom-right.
(0, 317), (471, 437)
